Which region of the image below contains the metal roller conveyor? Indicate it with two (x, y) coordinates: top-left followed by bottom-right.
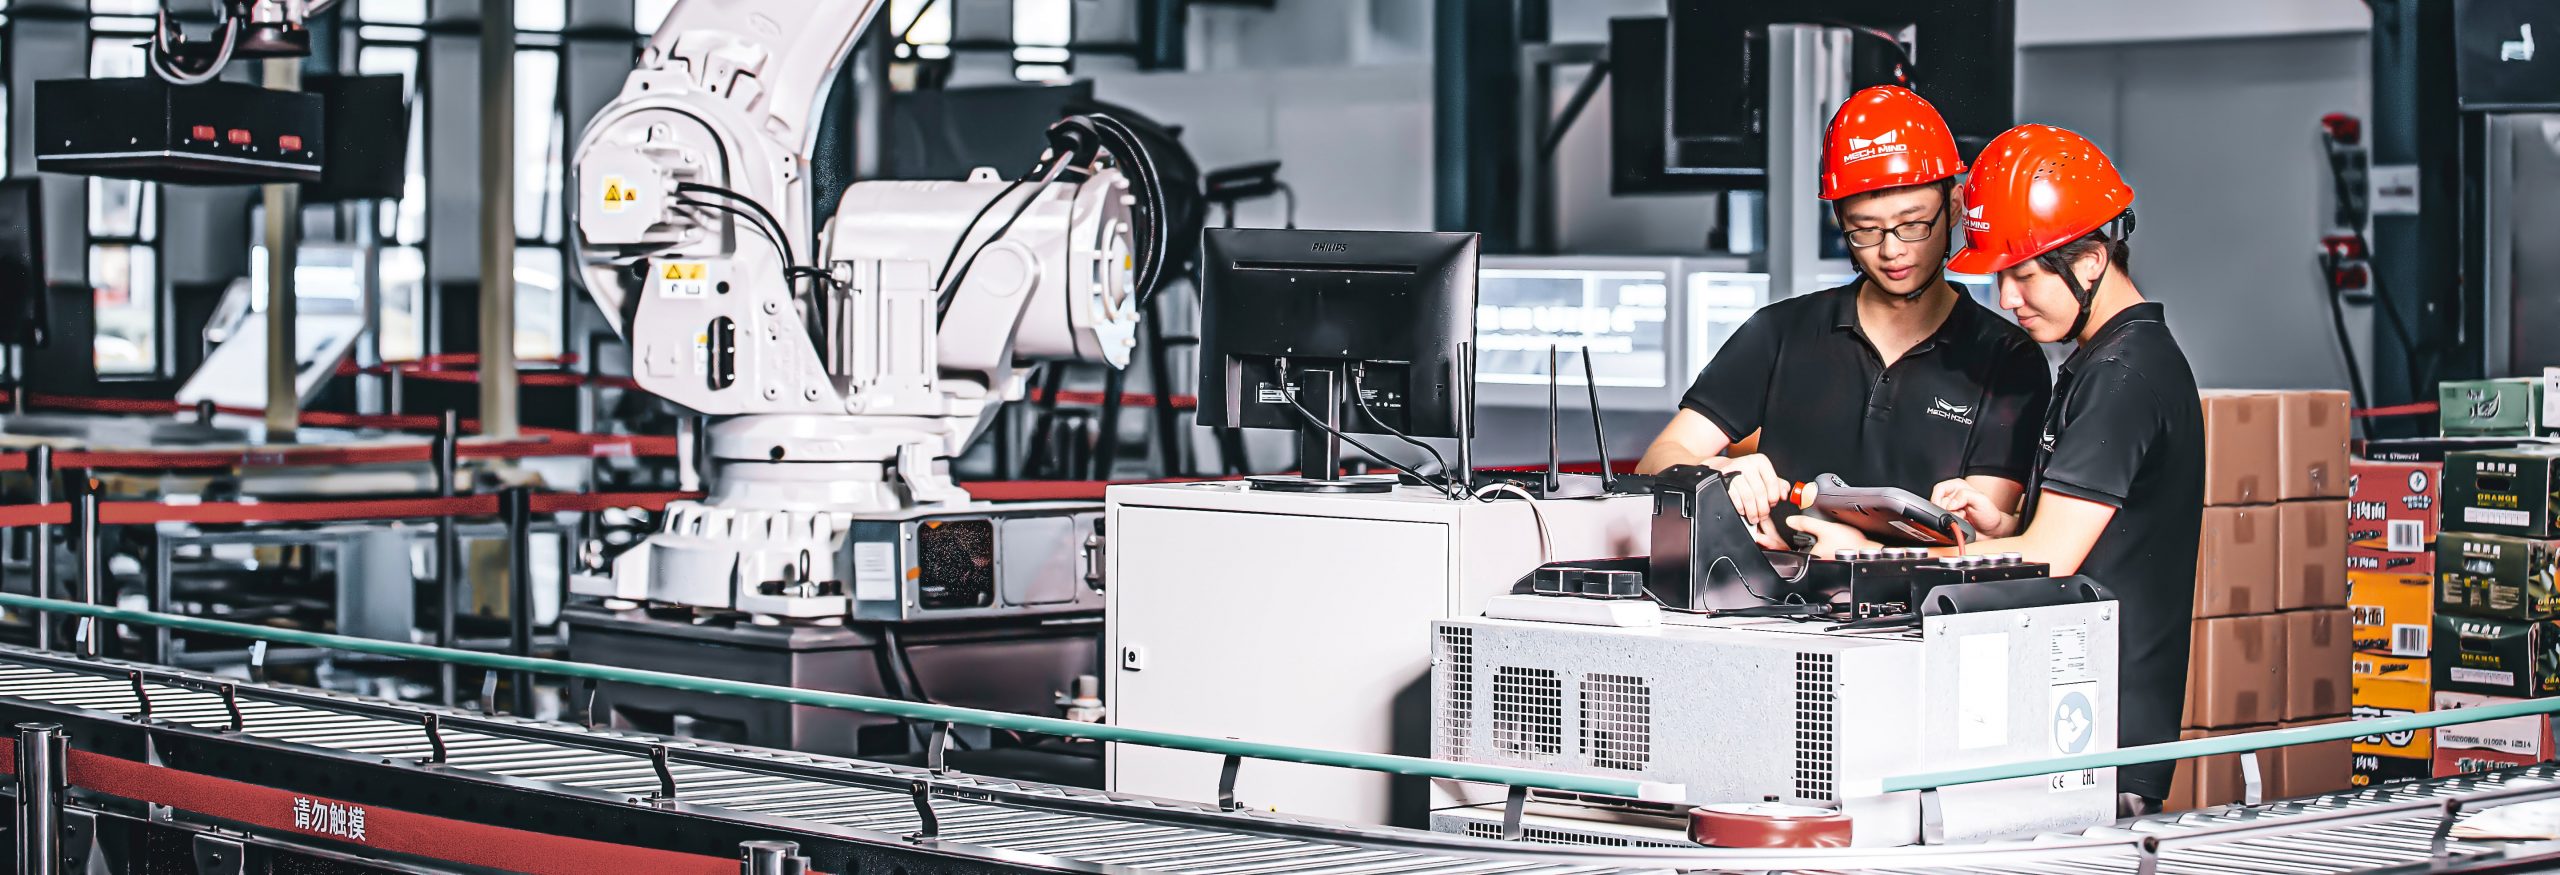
(0, 646), (2555, 873)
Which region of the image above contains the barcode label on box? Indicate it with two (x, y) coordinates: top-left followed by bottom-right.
(2393, 624), (2429, 657)
(2451, 668), (2515, 687)
(2465, 508), (2532, 527)
(2388, 520), (2425, 553)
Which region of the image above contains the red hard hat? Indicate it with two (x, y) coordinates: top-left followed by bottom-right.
(1946, 124), (2135, 276)
(1818, 86), (1966, 201)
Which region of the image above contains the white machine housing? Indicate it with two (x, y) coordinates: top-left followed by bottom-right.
(1102, 481), (1655, 826)
(1430, 604), (2121, 846)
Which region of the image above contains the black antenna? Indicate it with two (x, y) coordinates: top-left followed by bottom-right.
(1454, 340), (1474, 499)
(1580, 345), (1613, 489)
(1545, 344), (1561, 494)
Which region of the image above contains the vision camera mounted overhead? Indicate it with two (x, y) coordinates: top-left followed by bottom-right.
(33, 0), (411, 192)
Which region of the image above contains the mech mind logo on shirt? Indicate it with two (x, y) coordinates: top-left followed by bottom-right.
(1927, 396), (1976, 426)
(1842, 129), (1908, 164)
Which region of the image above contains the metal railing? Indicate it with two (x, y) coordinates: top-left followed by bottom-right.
(1886, 698), (2560, 794)
(12, 589), (2560, 872)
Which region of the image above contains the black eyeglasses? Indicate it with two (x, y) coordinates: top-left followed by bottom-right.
(1843, 218), (1940, 249)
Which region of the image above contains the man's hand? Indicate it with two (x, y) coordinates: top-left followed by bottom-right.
(1787, 516), (1880, 559)
(1746, 517), (1791, 551)
(1931, 479), (2020, 538)
(1713, 453), (1791, 531)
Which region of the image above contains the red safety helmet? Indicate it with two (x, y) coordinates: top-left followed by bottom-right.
(1818, 86), (1966, 201)
(1946, 124), (2135, 276)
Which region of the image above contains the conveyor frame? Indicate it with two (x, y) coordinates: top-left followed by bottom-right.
(0, 643), (2557, 873)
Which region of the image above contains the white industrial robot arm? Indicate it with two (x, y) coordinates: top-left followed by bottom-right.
(567, 0), (1154, 618)
(571, 0), (1144, 505)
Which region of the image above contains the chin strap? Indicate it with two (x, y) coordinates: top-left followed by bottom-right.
(2058, 211), (2137, 342)
(2059, 264), (2104, 341)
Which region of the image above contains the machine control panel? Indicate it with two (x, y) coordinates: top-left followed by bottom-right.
(1806, 549), (2052, 618)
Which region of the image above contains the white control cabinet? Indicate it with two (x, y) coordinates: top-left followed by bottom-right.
(1103, 481), (1652, 826)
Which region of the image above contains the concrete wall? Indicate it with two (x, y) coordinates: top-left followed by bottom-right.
(2016, 31), (2373, 392)
(1088, 64), (1436, 232)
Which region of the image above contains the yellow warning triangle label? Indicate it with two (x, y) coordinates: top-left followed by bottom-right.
(663, 263), (683, 280)
(600, 176), (634, 212)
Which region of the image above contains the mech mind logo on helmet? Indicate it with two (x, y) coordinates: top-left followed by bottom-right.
(1964, 204), (1989, 233)
(1841, 129), (1907, 164)
(1818, 86), (1964, 201)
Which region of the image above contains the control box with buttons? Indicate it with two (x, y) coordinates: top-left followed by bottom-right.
(1800, 548), (2052, 619)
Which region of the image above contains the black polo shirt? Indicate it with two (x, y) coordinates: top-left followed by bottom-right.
(2018, 301), (2205, 801)
(1679, 282), (2051, 497)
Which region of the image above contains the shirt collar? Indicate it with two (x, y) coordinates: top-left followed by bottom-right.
(1828, 282), (1864, 333)
(1831, 281), (1973, 355)
(2061, 301), (2167, 375)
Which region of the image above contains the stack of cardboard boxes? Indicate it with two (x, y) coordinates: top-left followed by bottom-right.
(2346, 455), (2441, 787)
(2428, 442), (2560, 779)
(2171, 390), (2353, 810)
(2348, 375), (2560, 787)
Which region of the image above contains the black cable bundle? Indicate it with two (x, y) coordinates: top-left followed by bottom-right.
(927, 112), (1175, 328)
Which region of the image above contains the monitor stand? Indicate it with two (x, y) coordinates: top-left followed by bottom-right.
(1247, 368), (1391, 494)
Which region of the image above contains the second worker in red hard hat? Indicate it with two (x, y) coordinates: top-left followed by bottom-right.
(1792, 124), (2205, 816)
(1637, 86), (2053, 552)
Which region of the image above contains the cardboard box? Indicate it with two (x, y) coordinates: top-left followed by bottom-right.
(2274, 718), (2355, 798)
(2348, 460), (2441, 574)
(2351, 572), (2434, 659)
(2439, 377), (2551, 438)
(2434, 746), (2542, 778)
(2167, 726), (2269, 811)
(2203, 391), (2282, 505)
(2189, 614), (2286, 727)
(2285, 609), (2353, 721)
(2352, 672), (2432, 759)
(2436, 532), (2560, 621)
(2433, 615), (2560, 698)
(2432, 691), (2553, 759)
(2196, 506), (2280, 618)
(2279, 501), (2349, 610)
(2444, 448), (2560, 539)
(2278, 390), (2352, 499)
(2353, 753), (2432, 788)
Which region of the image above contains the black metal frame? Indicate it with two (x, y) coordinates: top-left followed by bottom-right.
(0, 657), (1072, 874)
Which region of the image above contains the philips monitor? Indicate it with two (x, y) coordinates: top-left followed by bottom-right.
(1198, 228), (1477, 492)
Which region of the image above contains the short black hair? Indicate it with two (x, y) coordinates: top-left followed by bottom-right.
(2032, 228), (2133, 282)
(1831, 178), (1957, 226)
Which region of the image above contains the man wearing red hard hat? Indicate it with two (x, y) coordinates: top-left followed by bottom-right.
(1795, 124), (2204, 814)
(1638, 86), (2051, 551)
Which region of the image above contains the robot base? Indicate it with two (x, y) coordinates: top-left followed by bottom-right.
(565, 602), (1101, 759)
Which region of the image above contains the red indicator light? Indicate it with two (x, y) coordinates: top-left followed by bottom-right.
(279, 135), (304, 152)
(190, 125), (217, 141)
(226, 129), (252, 145)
